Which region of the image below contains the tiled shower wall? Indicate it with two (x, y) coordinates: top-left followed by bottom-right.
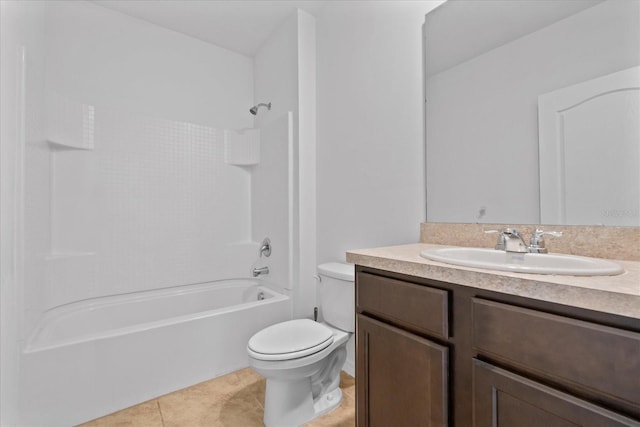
(21, 1), (257, 335)
(46, 104), (255, 310)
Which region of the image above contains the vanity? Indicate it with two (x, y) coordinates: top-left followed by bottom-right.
(377, 1), (640, 423)
(347, 240), (640, 426)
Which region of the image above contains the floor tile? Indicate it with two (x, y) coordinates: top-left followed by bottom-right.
(158, 369), (265, 427)
(78, 400), (163, 427)
(78, 368), (355, 427)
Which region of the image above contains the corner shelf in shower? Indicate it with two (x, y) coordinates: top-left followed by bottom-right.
(224, 128), (260, 165)
(47, 140), (94, 150)
(45, 91), (95, 150)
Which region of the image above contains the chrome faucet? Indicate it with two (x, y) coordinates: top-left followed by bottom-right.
(485, 228), (528, 253)
(528, 229), (563, 254)
(253, 266), (269, 277)
(485, 228), (562, 253)
(502, 228), (528, 253)
(259, 237), (271, 258)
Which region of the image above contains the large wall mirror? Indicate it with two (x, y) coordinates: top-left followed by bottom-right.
(424, 0), (640, 226)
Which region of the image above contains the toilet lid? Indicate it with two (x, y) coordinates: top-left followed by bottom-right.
(247, 319), (334, 361)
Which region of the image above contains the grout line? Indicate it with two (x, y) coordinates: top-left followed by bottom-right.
(157, 400), (166, 427)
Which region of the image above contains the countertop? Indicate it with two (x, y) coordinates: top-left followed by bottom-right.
(346, 243), (640, 320)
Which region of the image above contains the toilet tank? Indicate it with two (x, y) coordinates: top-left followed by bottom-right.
(317, 262), (355, 332)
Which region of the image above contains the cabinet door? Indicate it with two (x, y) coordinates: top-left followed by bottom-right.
(473, 359), (640, 427)
(357, 314), (448, 427)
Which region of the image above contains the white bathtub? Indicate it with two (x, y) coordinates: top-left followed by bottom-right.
(19, 279), (291, 427)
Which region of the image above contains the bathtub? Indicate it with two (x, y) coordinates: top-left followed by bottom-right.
(19, 279), (291, 427)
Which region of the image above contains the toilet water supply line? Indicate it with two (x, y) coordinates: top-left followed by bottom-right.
(313, 274), (322, 322)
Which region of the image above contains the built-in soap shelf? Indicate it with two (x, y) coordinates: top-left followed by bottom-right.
(45, 92), (95, 150)
(224, 128), (260, 165)
(44, 91), (265, 165)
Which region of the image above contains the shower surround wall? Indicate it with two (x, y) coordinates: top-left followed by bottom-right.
(5, 1), (288, 424)
(33, 1), (255, 332)
(252, 9), (317, 319)
(3, 1), (317, 424)
(1, 2), (48, 425)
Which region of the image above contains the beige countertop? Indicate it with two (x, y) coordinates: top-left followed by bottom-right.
(346, 243), (640, 320)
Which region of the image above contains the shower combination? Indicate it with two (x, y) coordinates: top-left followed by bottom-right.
(249, 102), (271, 115)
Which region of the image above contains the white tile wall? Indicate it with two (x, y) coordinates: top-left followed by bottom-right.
(224, 128), (260, 165)
(46, 103), (255, 308)
(251, 113), (294, 290)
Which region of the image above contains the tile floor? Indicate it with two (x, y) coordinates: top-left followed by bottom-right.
(78, 368), (355, 427)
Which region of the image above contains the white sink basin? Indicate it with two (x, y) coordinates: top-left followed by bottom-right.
(420, 247), (624, 276)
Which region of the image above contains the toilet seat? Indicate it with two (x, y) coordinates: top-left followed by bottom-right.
(248, 319), (334, 361)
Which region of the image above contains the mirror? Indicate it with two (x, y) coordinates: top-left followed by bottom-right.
(424, 0), (640, 226)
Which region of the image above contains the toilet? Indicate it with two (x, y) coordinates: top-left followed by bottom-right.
(247, 262), (355, 427)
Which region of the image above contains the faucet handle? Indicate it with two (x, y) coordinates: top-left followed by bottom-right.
(529, 229), (563, 254)
(484, 229), (506, 250)
(259, 237), (271, 258)
(484, 228), (520, 235)
(533, 228), (563, 238)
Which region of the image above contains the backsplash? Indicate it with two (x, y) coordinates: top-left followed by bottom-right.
(420, 223), (640, 262)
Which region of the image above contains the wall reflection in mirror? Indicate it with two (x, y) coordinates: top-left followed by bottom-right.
(424, 0), (639, 226)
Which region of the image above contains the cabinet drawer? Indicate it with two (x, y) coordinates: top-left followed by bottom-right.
(357, 272), (449, 338)
(472, 298), (640, 407)
(473, 359), (640, 427)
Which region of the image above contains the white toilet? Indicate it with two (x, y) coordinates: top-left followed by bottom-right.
(247, 262), (355, 427)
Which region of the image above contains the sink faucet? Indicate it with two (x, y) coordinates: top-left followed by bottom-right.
(485, 228), (528, 253)
(501, 228), (528, 253)
(528, 229), (563, 253)
(485, 228), (562, 253)
(253, 266), (269, 277)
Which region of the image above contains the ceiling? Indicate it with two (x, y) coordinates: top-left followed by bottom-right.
(91, 0), (328, 57)
(425, 0), (604, 77)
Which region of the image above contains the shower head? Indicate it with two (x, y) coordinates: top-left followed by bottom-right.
(250, 102), (271, 115)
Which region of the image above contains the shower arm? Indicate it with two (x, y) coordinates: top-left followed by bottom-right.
(249, 102), (272, 115)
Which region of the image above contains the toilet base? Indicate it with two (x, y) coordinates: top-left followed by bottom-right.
(263, 378), (343, 427)
(313, 387), (343, 418)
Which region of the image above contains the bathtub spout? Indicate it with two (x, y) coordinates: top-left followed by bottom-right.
(253, 266), (269, 277)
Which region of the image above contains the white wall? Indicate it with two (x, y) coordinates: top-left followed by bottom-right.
(252, 11), (299, 298)
(253, 10), (317, 319)
(316, 0), (442, 377)
(37, 0), (256, 322)
(426, 0), (640, 224)
(296, 11), (318, 320)
(1, 2), (47, 424)
(316, 1), (441, 263)
(45, 1), (253, 129)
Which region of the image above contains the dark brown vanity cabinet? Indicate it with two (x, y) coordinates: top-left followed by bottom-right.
(473, 360), (638, 427)
(355, 267), (640, 427)
(357, 315), (448, 426)
(356, 272), (450, 426)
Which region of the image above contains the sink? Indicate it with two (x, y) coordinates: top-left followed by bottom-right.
(420, 247), (624, 276)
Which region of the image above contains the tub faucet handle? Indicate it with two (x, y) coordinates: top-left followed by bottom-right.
(259, 237), (271, 258)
